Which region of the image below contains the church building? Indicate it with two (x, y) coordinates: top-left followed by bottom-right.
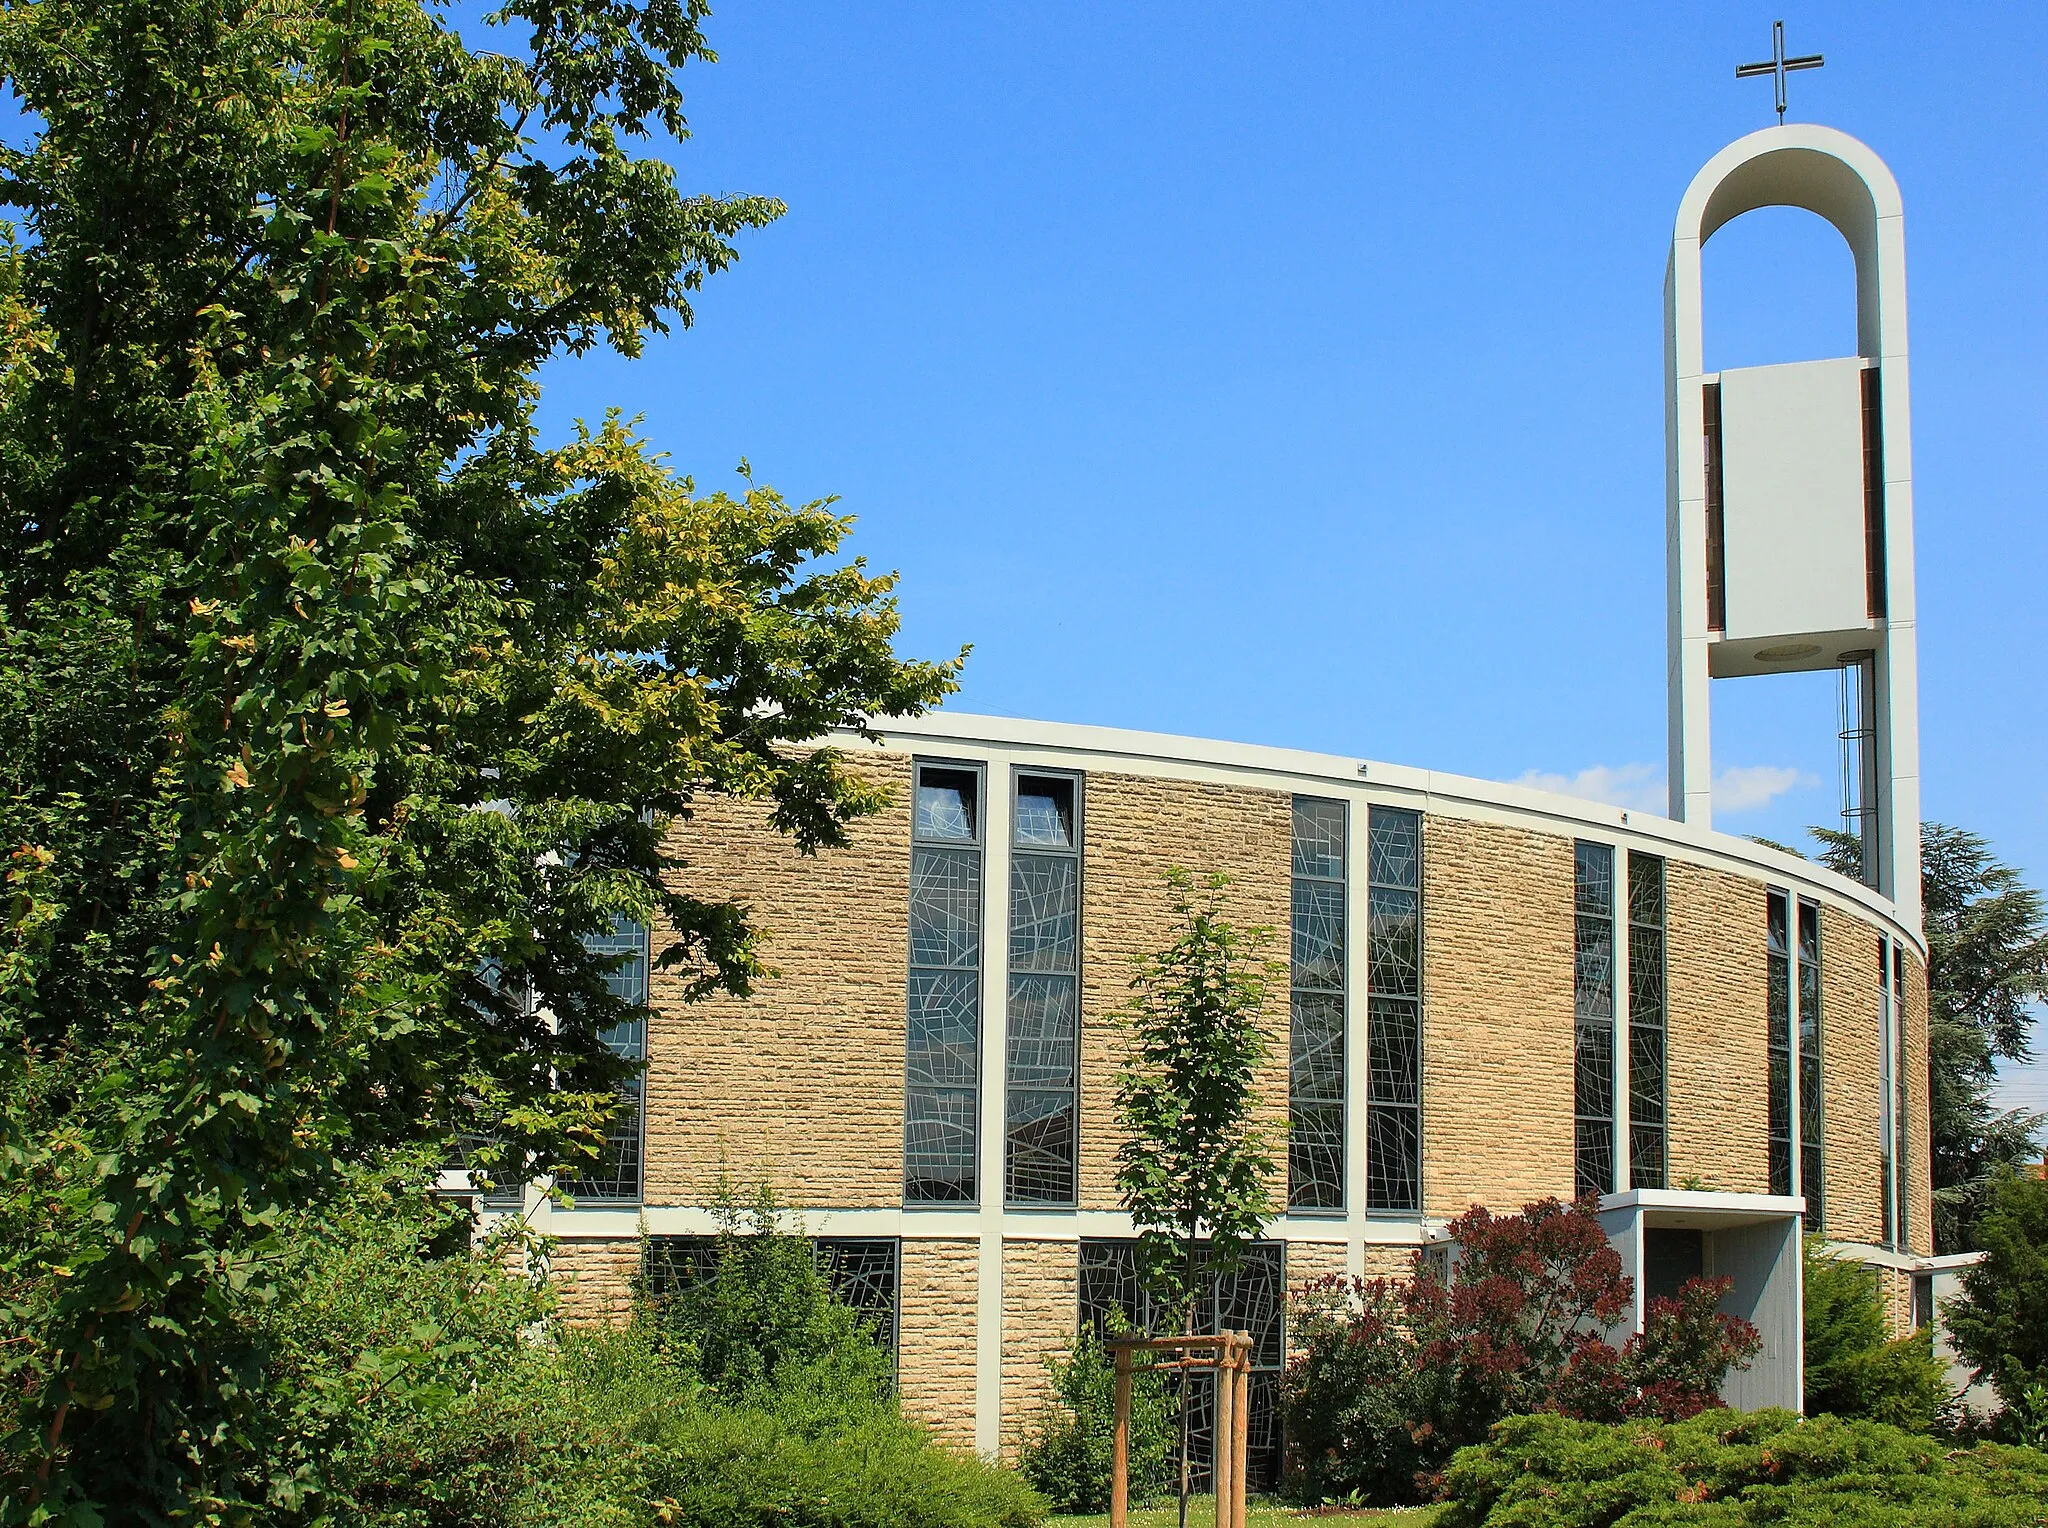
(454, 122), (1955, 1473)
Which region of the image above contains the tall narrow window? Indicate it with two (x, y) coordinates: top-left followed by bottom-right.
(1893, 945), (1909, 1248)
(1007, 772), (1081, 1205)
(1704, 380), (1726, 634)
(1798, 898), (1825, 1226)
(1879, 938), (1899, 1248)
(1573, 842), (1617, 1200)
(1628, 853), (1668, 1190)
(1288, 798), (1346, 1210)
(1365, 807), (1422, 1213)
(559, 915), (648, 1203)
(906, 763), (983, 1204)
(1767, 890), (1793, 1197)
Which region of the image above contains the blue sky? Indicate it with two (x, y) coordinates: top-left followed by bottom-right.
(528, 5), (2047, 1115)
(522, 2), (2048, 858)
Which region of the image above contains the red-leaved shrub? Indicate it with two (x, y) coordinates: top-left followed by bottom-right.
(1281, 1197), (1760, 1506)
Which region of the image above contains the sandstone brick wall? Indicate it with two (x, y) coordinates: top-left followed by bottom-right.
(1903, 950), (1933, 1256)
(1359, 1244), (1423, 1280)
(1421, 815), (1576, 1217)
(1665, 862), (1771, 1192)
(1078, 774), (1293, 1211)
(1286, 1240), (1348, 1287)
(1002, 1239), (1079, 1458)
(1820, 908), (1886, 1244)
(898, 1238), (980, 1450)
(547, 1236), (640, 1325)
(647, 752), (912, 1209)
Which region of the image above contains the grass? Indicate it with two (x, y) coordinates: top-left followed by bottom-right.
(1050, 1500), (1439, 1528)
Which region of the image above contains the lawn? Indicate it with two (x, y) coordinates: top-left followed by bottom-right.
(1051, 1501), (1439, 1528)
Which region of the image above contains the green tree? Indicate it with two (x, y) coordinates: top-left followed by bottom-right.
(1800, 1238), (1948, 1431)
(1018, 1323), (1175, 1514)
(1945, 1169), (2048, 1431)
(0, 0), (958, 1517)
(1814, 823), (2048, 1251)
(1112, 869), (1279, 1525)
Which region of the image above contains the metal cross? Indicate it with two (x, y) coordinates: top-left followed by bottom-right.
(1736, 20), (1823, 122)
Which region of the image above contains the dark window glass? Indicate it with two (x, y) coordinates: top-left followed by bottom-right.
(1077, 1239), (1286, 1490)
(907, 764), (983, 1204)
(1365, 808), (1422, 1213)
(1574, 842), (1616, 1200)
(1767, 890), (1793, 1197)
(1007, 773), (1081, 1205)
(1628, 853), (1667, 1190)
(1289, 798), (1347, 1210)
(1798, 898), (1824, 1226)
(558, 916), (648, 1203)
(646, 1235), (900, 1360)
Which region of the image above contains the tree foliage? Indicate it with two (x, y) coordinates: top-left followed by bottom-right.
(1801, 1238), (1948, 1432)
(0, 0), (959, 1515)
(1814, 822), (2047, 1252)
(1112, 869), (1279, 1325)
(1281, 1198), (1761, 1506)
(1946, 1169), (2048, 1431)
(1016, 1323), (1175, 1514)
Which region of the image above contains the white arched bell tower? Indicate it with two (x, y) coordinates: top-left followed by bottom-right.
(1665, 124), (1921, 930)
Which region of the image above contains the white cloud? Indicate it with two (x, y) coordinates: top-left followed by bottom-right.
(1512, 761), (1819, 818)
(1712, 764), (1818, 814)
(1513, 763), (1665, 814)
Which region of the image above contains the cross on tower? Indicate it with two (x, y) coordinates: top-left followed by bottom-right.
(1736, 21), (1824, 122)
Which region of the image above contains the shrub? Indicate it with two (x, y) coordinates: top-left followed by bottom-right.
(225, 1171), (1043, 1528)
(1434, 1408), (2048, 1526)
(1802, 1237), (1949, 1430)
(1947, 1169), (2048, 1433)
(1017, 1324), (1175, 1512)
(643, 1180), (895, 1424)
(1280, 1198), (1759, 1506)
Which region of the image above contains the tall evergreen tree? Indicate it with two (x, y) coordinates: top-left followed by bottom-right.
(0, 0), (959, 1516)
(1813, 823), (2047, 1252)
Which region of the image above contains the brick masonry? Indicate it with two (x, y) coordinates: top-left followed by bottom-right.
(899, 1238), (980, 1449)
(1078, 773), (1294, 1211)
(1421, 814), (1576, 1216)
(1002, 1238), (1080, 1458)
(1665, 861), (1771, 1192)
(1903, 949), (1933, 1257)
(646, 752), (913, 1209)
(1820, 907), (1886, 1244)
(547, 1236), (640, 1325)
(539, 757), (1941, 1437)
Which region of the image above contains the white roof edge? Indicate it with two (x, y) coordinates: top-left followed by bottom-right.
(840, 710), (1924, 954)
(1599, 1189), (1807, 1216)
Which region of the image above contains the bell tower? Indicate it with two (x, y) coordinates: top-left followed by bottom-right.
(1665, 124), (1921, 930)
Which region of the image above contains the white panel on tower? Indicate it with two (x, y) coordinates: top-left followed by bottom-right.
(1719, 356), (1869, 643)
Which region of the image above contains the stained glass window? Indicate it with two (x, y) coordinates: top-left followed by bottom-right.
(646, 1235), (900, 1359)
(1798, 898), (1824, 1227)
(1077, 1239), (1286, 1490)
(1893, 945), (1909, 1249)
(907, 764), (983, 1204)
(1366, 807), (1423, 1213)
(1008, 773), (1080, 1205)
(1289, 797), (1346, 1210)
(558, 915), (648, 1204)
(1573, 842), (1616, 1201)
(1880, 937), (1898, 1248)
(1627, 853), (1667, 1190)
(1767, 890), (1793, 1197)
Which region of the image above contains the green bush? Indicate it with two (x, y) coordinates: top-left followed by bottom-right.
(1948, 1170), (2048, 1437)
(1434, 1409), (2048, 1527)
(643, 1181), (895, 1425)
(1017, 1324), (1175, 1512)
(224, 1171), (1042, 1528)
(1803, 1238), (1950, 1430)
